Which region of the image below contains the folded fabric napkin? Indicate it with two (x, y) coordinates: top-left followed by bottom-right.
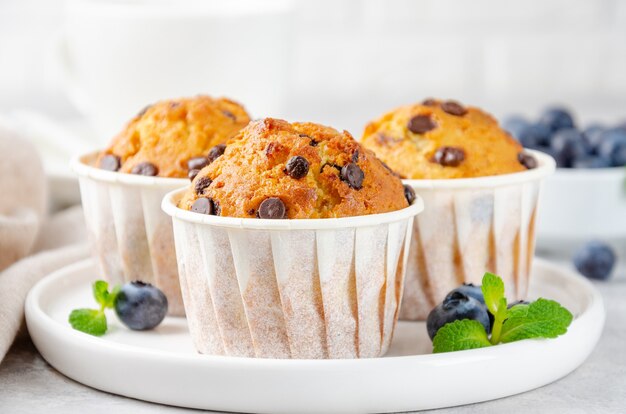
(0, 124), (88, 362)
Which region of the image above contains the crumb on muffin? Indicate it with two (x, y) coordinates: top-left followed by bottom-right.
(97, 95), (251, 178)
(360, 99), (529, 179)
(178, 118), (411, 219)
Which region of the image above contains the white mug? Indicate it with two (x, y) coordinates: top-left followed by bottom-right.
(61, 0), (295, 143)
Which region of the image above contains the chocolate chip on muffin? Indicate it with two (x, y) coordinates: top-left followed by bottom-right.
(407, 114), (437, 134)
(207, 144), (227, 164)
(191, 197), (216, 215)
(257, 197), (287, 219)
(188, 169), (200, 181)
(194, 176), (212, 194)
(131, 162), (158, 176)
(432, 146), (465, 167)
(403, 185), (416, 205)
(285, 156), (309, 179)
(340, 163), (365, 189)
(100, 154), (121, 171)
(441, 100), (467, 117)
(518, 152), (538, 169)
(187, 156), (209, 171)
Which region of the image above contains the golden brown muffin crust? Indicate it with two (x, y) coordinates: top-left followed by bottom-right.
(97, 95), (250, 178)
(361, 99), (527, 179)
(178, 118), (409, 219)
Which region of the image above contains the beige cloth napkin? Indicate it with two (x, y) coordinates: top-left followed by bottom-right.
(0, 125), (89, 362)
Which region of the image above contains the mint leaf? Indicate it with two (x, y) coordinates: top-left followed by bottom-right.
(500, 298), (573, 343)
(69, 308), (107, 336)
(92, 280), (119, 309)
(481, 272), (505, 315)
(433, 320), (492, 353)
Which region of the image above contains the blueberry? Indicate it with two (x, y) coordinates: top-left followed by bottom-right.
(572, 155), (612, 169)
(426, 291), (491, 340)
(518, 123), (552, 148)
(550, 128), (590, 168)
(448, 283), (484, 304)
(597, 128), (626, 166)
(583, 124), (606, 151)
(573, 241), (616, 280)
(115, 281), (168, 330)
(534, 145), (566, 167)
(539, 106), (575, 132)
(502, 115), (530, 140)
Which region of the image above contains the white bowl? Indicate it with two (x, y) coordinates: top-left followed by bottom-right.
(537, 167), (626, 251)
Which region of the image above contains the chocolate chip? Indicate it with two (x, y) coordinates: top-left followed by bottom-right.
(136, 105), (151, 118)
(257, 197), (286, 219)
(100, 154), (121, 171)
(441, 100), (467, 116)
(213, 199), (221, 216)
(131, 162), (158, 176)
(222, 110), (236, 120)
(340, 163), (364, 189)
(407, 115), (437, 134)
(310, 139), (319, 147)
(518, 152), (537, 169)
(188, 169), (200, 181)
(207, 144), (226, 164)
(285, 156), (309, 179)
(352, 150), (360, 163)
(404, 184), (416, 205)
(194, 176), (212, 194)
(191, 197), (215, 215)
(432, 146), (466, 167)
(422, 98), (437, 106)
(169, 102), (180, 108)
(187, 156), (209, 171)
(299, 133), (311, 138)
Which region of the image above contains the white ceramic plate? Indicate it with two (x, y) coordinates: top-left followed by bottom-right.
(25, 258), (604, 414)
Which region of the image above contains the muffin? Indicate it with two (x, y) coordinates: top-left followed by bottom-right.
(361, 99), (555, 321)
(97, 95), (250, 178)
(164, 118), (423, 359)
(73, 95), (251, 317)
(361, 98), (528, 179)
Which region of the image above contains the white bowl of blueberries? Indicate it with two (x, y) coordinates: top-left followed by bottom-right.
(504, 107), (626, 255)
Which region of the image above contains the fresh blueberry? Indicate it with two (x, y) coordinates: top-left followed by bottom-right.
(426, 291), (491, 340)
(539, 106), (575, 132)
(518, 123), (552, 148)
(502, 115), (530, 140)
(448, 283), (484, 304)
(597, 128), (626, 166)
(572, 155), (612, 169)
(115, 281), (168, 330)
(583, 124), (606, 151)
(573, 241), (616, 280)
(550, 128), (590, 167)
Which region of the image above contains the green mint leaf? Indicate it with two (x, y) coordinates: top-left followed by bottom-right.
(481, 272), (505, 316)
(92, 280), (110, 308)
(500, 298), (573, 343)
(104, 284), (121, 309)
(432, 320), (492, 353)
(69, 308), (107, 336)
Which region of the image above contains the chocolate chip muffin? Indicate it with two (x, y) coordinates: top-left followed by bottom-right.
(97, 95), (251, 178)
(361, 99), (529, 179)
(178, 118), (410, 218)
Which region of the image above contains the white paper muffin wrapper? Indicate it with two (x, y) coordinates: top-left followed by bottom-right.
(400, 150), (556, 320)
(164, 189), (423, 359)
(72, 153), (188, 316)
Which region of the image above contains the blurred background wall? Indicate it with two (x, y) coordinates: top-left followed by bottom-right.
(1, 0), (625, 137)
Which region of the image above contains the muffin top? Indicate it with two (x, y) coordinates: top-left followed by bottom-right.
(96, 95), (251, 178)
(178, 118), (411, 219)
(361, 99), (530, 179)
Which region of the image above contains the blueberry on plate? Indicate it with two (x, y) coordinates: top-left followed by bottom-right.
(115, 281), (168, 330)
(550, 128), (589, 168)
(539, 106), (575, 133)
(502, 115), (529, 140)
(426, 291), (491, 340)
(573, 241), (616, 280)
(572, 155), (612, 169)
(518, 123), (552, 148)
(448, 283), (484, 304)
(597, 128), (626, 167)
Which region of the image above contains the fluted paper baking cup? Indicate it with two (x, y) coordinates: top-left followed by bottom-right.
(71, 152), (188, 316)
(162, 188), (423, 359)
(400, 150), (556, 320)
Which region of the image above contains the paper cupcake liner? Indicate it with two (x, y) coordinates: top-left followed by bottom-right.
(72, 152), (188, 316)
(163, 189), (423, 359)
(400, 150), (556, 320)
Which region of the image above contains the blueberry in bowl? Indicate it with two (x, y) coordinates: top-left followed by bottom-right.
(538, 106), (575, 133)
(426, 290), (491, 340)
(115, 281), (169, 330)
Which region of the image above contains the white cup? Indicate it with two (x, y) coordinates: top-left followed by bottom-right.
(61, 0), (294, 143)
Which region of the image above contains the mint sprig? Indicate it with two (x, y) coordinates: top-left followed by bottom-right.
(69, 280), (119, 336)
(432, 273), (573, 353)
